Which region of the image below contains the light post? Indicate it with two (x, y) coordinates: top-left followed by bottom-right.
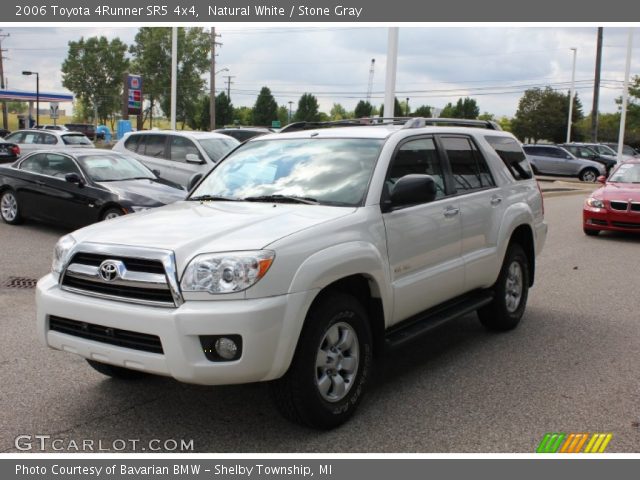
(22, 70), (39, 127)
(406, 97), (410, 116)
(566, 48), (577, 143)
(288, 101), (293, 123)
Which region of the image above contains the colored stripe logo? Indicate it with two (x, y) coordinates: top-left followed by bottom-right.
(537, 433), (612, 453)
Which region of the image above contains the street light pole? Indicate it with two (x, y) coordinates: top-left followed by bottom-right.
(22, 71), (39, 127)
(288, 101), (293, 123)
(406, 97), (410, 116)
(566, 48), (577, 143)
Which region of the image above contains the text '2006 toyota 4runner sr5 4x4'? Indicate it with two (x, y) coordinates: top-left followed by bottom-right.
(36, 118), (547, 429)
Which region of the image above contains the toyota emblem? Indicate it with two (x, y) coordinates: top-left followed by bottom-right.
(98, 260), (123, 282)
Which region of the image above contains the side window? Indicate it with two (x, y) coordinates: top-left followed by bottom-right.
(42, 154), (82, 178)
(124, 135), (140, 152)
(19, 154), (47, 174)
(485, 136), (533, 181)
(37, 133), (57, 145)
(441, 136), (495, 194)
(5, 132), (24, 143)
(143, 135), (168, 158)
(22, 132), (39, 144)
(546, 147), (566, 158)
(387, 137), (446, 200)
(170, 136), (201, 161)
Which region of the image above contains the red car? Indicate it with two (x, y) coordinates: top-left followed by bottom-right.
(583, 159), (640, 235)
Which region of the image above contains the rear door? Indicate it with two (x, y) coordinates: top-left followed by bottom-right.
(382, 136), (465, 324)
(135, 134), (171, 179)
(168, 135), (205, 186)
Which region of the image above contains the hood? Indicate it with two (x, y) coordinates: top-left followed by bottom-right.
(595, 183), (640, 201)
(96, 178), (187, 206)
(71, 200), (356, 267)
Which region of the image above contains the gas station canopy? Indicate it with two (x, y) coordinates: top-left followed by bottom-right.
(0, 89), (73, 103)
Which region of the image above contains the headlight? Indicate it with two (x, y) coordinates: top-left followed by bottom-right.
(181, 251), (275, 294)
(586, 197), (605, 208)
(51, 234), (76, 279)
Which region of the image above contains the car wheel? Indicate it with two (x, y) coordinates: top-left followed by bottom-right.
(270, 292), (373, 429)
(0, 189), (23, 225)
(101, 208), (123, 221)
(478, 243), (529, 331)
(579, 168), (599, 182)
(86, 359), (148, 380)
(583, 228), (600, 236)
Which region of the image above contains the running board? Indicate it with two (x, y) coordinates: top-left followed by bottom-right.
(384, 291), (494, 350)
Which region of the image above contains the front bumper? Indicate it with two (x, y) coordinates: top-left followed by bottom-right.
(36, 274), (317, 385)
(583, 206), (640, 232)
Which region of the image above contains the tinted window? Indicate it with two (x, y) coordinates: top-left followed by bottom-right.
(485, 136), (532, 181)
(5, 132), (24, 143)
(62, 134), (92, 145)
(543, 147), (568, 158)
(37, 133), (57, 145)
(21, 153), (80, 177)
(388, 137), (446, 199)
(76, 153), (155, 182)
(143, 135), (167, 158)
(197, 137), (239, 163)
(124, 135), (140, 152)
(442, 136), (495, 193)
(19, 154), (47, 173)
(170, 136), (201, 161)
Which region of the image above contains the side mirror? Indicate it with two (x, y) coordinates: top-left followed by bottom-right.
(65, 172), (84, 187)
(383, 174), (437, 212)
(188, 173), (203, 192)
(152, 169), (161, 177)
(186, 153), (204, 165)
(597, 175), (606, 184)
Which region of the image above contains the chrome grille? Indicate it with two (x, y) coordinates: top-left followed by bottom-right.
(60, 244), (182, 308)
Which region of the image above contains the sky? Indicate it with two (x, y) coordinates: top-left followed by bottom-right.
(1, 26), (638, 119)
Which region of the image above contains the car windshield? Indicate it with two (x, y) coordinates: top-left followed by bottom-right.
(76, 154), (155, 182)
(197, 137), (239, 162)
(609, 163), (640, 183)
(190, 138), (384, 206)
(596, 145), (616, 155)
(62, 134), (92, 145)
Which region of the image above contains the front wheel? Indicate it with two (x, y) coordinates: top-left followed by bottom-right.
(101, 207), (123, 221)
(0, 190), (23, 225)
(579, 168), (599, 182)
(270, 292), (373, 429)
(478, 243), (530, 331)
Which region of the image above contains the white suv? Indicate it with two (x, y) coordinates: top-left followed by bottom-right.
(36, 118), (547, 429)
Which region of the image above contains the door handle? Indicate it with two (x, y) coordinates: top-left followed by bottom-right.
(490, 196), (503, 206)
(443, 207), (460, 218)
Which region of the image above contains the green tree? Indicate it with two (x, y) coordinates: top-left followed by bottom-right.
(330, 103), (347, 120)
(252, 87), (278, 126)
(130, 27), (211, 127)
(6, 101), (27, 114)
(379, 98), (403, 117)
(61, 36), (129, 124)
(294, 93), (320, 122)
(188, 92), (234, 130)
(354, 100), (373, 118)
(412, 105), (432, 117)
(440, 97), (480, 119)
(277, 105), (290, 125)
(233, 106), (253, 125)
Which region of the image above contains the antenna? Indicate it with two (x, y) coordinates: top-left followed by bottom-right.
(366, 58), (375, 103)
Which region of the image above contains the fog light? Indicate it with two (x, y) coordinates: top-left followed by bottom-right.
(215, 337), (238, 360)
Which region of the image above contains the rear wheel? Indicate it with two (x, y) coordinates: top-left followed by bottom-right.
(478, 243), (530, 331)
(579, 168), (598, 182)
(86, 359), (148, 380)
(270, 292), (373, 429)
(0, 189), (23, 225)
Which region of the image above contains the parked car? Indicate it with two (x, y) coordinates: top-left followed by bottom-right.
(601, 142), (639, 158)
(522, 144), (605, 181)
(36, 118), (547, 429)
(112, 130), (239, 187)
(0, 149), (185, 229)
(559, 143), (617, 174)
(65, 123), (98, 140)
(583, 159), (640, 235)
(4, 129), (94, 155)
(35, 125), (69, 131)
(0, 137), (20, 164)
(214, 127), (273, 142)
(579, 142), (635, 162)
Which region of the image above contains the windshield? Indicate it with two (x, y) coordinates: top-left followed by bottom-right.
(609, 163), (640, 183)
(595, 145), (616, 156)
(76, 153), (155, 182)
(190, 138), (384, 206)
(62, 134), (92, 145)
(198, 137), (240, 162)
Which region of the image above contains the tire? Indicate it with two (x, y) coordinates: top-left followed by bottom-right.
(0, 189), (23, 225)
(101, 207), (123, 221)
(478, 243), (529, 331)
(579, 168), (598, 182)
(86, 359), (148, 380)
(584, 228), (600, 236)
(270, 292), (373, 429)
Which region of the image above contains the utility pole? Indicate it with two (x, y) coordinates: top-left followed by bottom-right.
(288, 101), (293, 123)
(566, 47), (577, 143)
(591, 27), (603, 142)
(210, 27), (222, 131)
(223, 75), (235, 99)
(170, 27), (177, 130)
(0, 30), (9, 130)
(617, 29), (634, 160)
(384, 28), (399, 120)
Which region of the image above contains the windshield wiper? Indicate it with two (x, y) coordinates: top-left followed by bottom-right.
(189, 194), (239, 202)
(243, 194), (319, 205)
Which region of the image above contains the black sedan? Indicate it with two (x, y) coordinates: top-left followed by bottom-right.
(0, 149), (186, 228)
(0, 137), (20, 164)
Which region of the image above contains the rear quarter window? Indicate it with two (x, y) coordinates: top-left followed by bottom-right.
(486, 136), (533, 181)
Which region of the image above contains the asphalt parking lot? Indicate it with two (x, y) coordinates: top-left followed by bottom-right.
(1, 192), (639, 453)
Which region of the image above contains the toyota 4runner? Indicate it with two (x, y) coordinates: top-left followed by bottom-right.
(36, 118), (547, 429)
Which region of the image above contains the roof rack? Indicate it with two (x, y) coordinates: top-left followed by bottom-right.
(279, 117), (502, 133)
